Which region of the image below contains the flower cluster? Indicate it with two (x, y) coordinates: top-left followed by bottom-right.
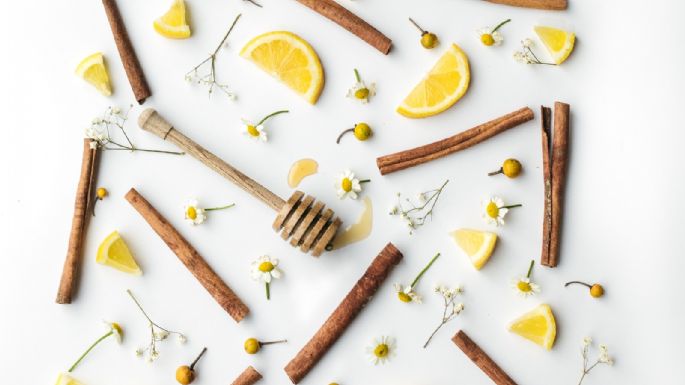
(513, 39), (555, 65)
(389, 180), (449, 234)
(127, 290), (186, 363)
(577, 337), (614, 384)
(423, 285), (464, 348)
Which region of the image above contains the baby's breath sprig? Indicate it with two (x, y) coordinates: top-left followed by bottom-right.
(85, 106), (184, 155)
(185, 14), (241, 99)
(394, 252), (440, 304)
(127, 289), (187, 363)
(389, 179), (449, 234)
(577, 337), (614, 385)
(513, 39), (556, 65)
(423, 285), (464, 349)
(423, 285), (464, 348)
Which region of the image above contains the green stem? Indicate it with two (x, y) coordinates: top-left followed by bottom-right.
(190, 347), (207, 370)
(501, 204), (522, 209)
(525, 259), (534, 279)
(214, 14), (242, 54)
(260, 339), (287, 346)
(408, 17), (426, 33)
(257, 110), (289, 126)
(359, 179), (371, 184)
(565, 281), (592, 289)
(488, 167), (503, 176)
(68, 331), (113, 372)
(336, 128), (355, 144)
(265, 282), (270, 300)
(410, 253), (440, 288)
(205, 203), (236, 211)
(492, 19), (511, 33)
(243, 0), (262, 7)
(353, 68), (361, 82)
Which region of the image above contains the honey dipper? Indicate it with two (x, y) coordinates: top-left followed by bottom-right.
(138, 109), (342, 257)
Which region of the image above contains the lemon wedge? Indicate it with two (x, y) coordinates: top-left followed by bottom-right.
(240, 31), (324, 104)
(96, 231), (142, 275)
(508, 304), (557, 350)
(153, 0), (191, 39)
(397, 43), (470, 118)
(534, 26), (575, 65)
(450, 229), (497, 270)
(75, 53), (112, 96)
(56, 373), (86, 385)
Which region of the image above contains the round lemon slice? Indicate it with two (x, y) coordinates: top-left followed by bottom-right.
(240, 31), (324, 104)
(450, 228), (497, 270)
(508, 304), (557, 350)
(534, 26), (575, 65)
(75, 52), (112, 96)
(96, 231), (142, 275)
(397, 43), (470, 118)
(153, 0), (191, 39)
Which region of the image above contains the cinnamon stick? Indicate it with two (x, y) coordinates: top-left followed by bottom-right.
(452, 330), (518, 385)
(56, 139), (97, 304)
(540, 106), (553, 266)
(545, 102), (570, 267)
(284, 243), (403, 383)
(231, 366), (262, 385)
(125, 188), (249, 322)
(485, 0), (568, 10)
(376, 107), (534, 175)
(296, 0), (392, 54)
(102, 0), (151, 104)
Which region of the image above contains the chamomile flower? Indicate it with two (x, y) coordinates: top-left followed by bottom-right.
(394, 284), (422, 303)
(511, 260), (540, 298)
(241, 110), (289, 143)
(335, 169), (369, 200)
(477, 19), (510, 46)
(482, 196), (521, 226)
(346, 68), (376, 104)
(183, 199), (235, 225)
(67, 321), (124, 372)
(251, 255), (282, 300)
(365, 336), (396, 365)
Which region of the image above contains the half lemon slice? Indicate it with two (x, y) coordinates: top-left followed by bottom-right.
(534, 26), (575, 65)
(75, 52), (112, 96)
(508, 304), (557, 350)
(397, 43), (470, 118)
(153, 0), (191, 39)
(240, 31), (324, 104)
(96, 231), (142, 275)
(450, 228), (497, 270)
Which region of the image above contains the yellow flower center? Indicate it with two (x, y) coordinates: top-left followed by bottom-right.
(374, 343), (389, 358)
(258, 261), (274, 272)
(517, 281), (532, 292)
(341, 178), (353, 192)
(247, 125), (260, 137)
(486, 202), (500, 218)
(481, 33), (495, 46)
(397, 292), (412, 302)
(186, 206), (197, 220)
(110, 322), (123, 337)
(354, 88), (370, 99)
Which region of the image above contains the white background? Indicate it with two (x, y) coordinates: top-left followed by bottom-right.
(1, 0), (683, 384)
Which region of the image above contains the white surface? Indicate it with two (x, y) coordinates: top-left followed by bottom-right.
(1, 0), (683, 384)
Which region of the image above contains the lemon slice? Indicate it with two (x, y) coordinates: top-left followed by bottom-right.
(397, 43), (470, 118)
(508, 304), (557, 350)
(534, 26), (575, 65)
(153, 0), (191, 39)
(96, 231), (142, 275)
(240, 31), (324, 104)
(75, 53), (112, 96)
(450, 229), (497, 270)
(56, 373), (86, 385)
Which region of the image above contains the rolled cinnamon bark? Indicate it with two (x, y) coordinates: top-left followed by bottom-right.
(376, 107), (534, 175)
(102, 0), (151, 104)
(296, 0), (392, 54)
(125, 188), (249, 322)
(540, 106), (553, 266)
(547, 102), (570, 267)
(485, 0), (567, 10)
(284, 243), (403, 383)
(56, 139), (97, 304)
(231, 366), (262, 385)
(452, 330), (518, 385)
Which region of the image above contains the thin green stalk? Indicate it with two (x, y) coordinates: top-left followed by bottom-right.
(359, 179), (371, 184)
(353, 68), (361, 82)
(68, 331), (113, 372)
(502, 204), (522, 209)
(410, 253), (440, 288)
(492, 19), (511, 33)
(525, 259), (534, 278)
(265, 282), (270, 300)
(257, 110), (289, 126)
(205, 203), (235, 211)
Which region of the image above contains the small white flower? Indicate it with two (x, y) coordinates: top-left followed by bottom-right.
(135, 348), (144, 357)
(477, 28), (504, 46)
(482, 196), (511, 226)
(453, 303), (465, 314)
(184, 199), (207, 225)
(346, 69), (376, 104)
(394, 283), (422, 303)
(388, 204), (399, 215)
(177, 334), (187, 344)
(513, 51), (528, 64)
(335, 169), (363, 200)
(365, 336), (396, 365)
(250, 255), (282, 284)
(242, 119), (267, 142)
(522, 38), (534, 48)
(112, 107), (121, 114)
(105, 322), (124, 344)
(583, 336), (593, 347)
(154, 330), (169, 341)
(417, 192), (427, 204)
(598, 344), (613, 365)
(511, 277), (541, 298)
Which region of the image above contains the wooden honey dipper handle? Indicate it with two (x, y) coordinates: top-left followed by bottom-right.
(138, 108), (285, 211)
